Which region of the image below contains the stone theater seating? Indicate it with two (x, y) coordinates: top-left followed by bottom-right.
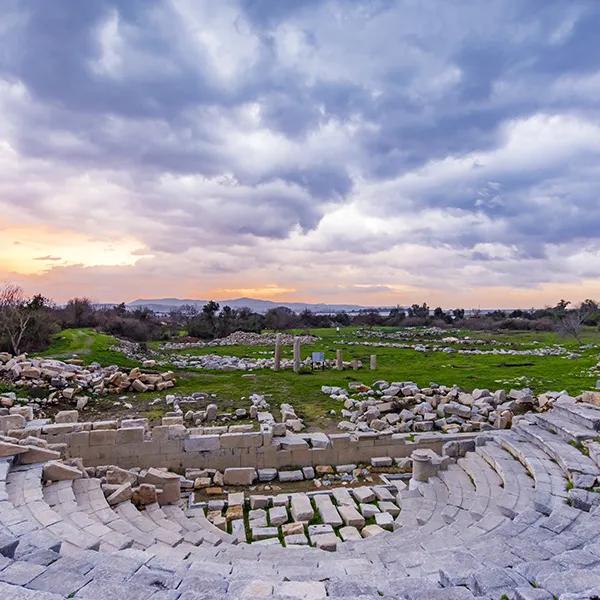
(0, 397), (599, 598)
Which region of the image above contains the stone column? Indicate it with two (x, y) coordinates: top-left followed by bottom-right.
(273, 333), (282, 371)
(369, 354), (377, 370)
(336, 349), (343, 370)
(351, 359), (358, 371)
(410, 449), (438, 483)
(293, 337), (301, 373)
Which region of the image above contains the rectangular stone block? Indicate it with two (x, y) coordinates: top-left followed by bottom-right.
(120, 418), (149, 429)
(89, 429), (117, 446)
(91, 420), (118, 430)
(223, 467), (257, 485)
(220, 433), (251, 449)
(329, 434), (351, 448)
(116, 427), (145, 444)
(184, 435), (221, 452)
(290, 494), (313, 521)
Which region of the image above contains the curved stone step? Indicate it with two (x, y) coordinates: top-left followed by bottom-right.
(532, 411), (598, 442)
(6, 465), (99, 551)
(475, 440), (535, 517)
(114, 501), (184, 547)
(186, 506), (238, 545)
(0, 459), (61, 555)
(71, 478), (155, 548)
(43, 480), (132, 552)
(497, 432), (567, 514)
(553, 398), (600, 432)
(514, 421), (599, 488)
(143, 502), (204, 545)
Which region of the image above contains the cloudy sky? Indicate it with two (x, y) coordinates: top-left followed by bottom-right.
(2, 0), (600, 308)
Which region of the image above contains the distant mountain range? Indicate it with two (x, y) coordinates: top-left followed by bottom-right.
(127, 297), (378, 314)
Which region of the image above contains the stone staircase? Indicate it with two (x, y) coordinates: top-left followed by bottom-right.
(0, 398), (598, 597)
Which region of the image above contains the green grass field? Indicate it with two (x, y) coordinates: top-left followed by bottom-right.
(34, 326), (600, 429)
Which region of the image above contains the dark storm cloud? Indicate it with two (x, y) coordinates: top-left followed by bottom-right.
(1, 0), (600, 271)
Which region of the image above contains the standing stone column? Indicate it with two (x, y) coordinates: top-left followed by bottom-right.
(336, 349), (343, 370)
(273, 333), (282, 371)
(351, 359), (358, 371)
(410, 449), (439, 483)
(370, 354), (377, 370)
(293, 337), (301, 373)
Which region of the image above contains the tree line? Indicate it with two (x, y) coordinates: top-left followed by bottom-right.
(1, 283), (598, 355)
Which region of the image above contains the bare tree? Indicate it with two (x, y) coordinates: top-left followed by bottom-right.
(555, 301), (595, 342)
(0, 284), (31, 355)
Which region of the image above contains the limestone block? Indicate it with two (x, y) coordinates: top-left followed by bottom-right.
(54, 410), (78, 424)
(42, 423), (78, 436)
(121, 418), (149, 429)
(0, 441), (29, 458)
(374, 511), (394, 530)
(290, 494), (313, 521)
(107, 482), (133, 505)
(362, 524), (386, 537)
(17, 445), (61, 464)
(258, 468), (278, 482)
(227, 491), (244, 506)
(67, 431), (90, 448)
(329, 433), (351, 448)
(0, 414), (25, 433)
(338, 504), (365, 528)
(9, 406), (33, 421)
(269, 506), (288, 526)
(223, 467), (257, 485)
(42, 460), (82, 481)
(132, 483), (157, 506)
(282, 522), (304, 536)
(250, 495), (270, 509)
(116, 427), (145, 444)
(184, 435), (221, 452)
(106, 466), (138, 485)
(279, 470), (304, 482)
(339, 526), (362, 541)
(89, 429), (117, 446)
(251, 526), (278, 541)
(92, 420), (118, 430)
(313, 532), (337, 551)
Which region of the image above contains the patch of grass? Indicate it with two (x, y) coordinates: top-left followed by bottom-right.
(0, 381), (16, 395)
(143, 406), (168, 423)
(24, 324), (600, 428)
(309, 499), (323, 525)
(566, 480), (574, 491)
(568, 439), (590, 457)
(37, 328), (137, 368)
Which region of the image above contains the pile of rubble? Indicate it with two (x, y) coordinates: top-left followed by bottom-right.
(355, 327), (492, 344)
(339, 339), (581, 358)
(169, 353), (327, 371)
(323, 380), (574, 434)
(93, 464), (182, 507)
(161, 331), (318, 350)
(0, 352), (176, 404)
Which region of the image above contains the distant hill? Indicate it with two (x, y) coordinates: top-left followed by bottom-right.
(127, 297), (376, 314)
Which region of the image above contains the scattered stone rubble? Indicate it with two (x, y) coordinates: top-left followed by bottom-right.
(170, 353), (313, 371)
(161, 331), (318, 351)
(0, 390), (600, 598)
(340, 338), (581, 358)
(0, 353), (175, 406)
(324, 380), (581, 434)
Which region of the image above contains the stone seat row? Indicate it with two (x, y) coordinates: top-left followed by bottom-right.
(0, 398), (599, 597)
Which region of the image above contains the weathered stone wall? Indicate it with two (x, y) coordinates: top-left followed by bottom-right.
(6, 420), (478, 471)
